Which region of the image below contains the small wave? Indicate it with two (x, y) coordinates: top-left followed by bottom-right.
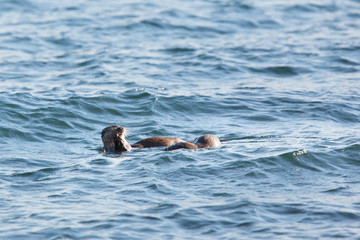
(12, 167), (59, 181)
(249, 66), (299, 76)
(334, 56), (359, 66)
(0, 0), (35, 12)
(89, 158), (113, 166)
(0, 126), (42, 142)
(293, 149), (307, 156)
(220, 2), (254, 11)
(284, 3), (339, 13)
(244, 114), (278, 122)
(162, 47), (196, 54)
(332, 144), (360, 167)
(303, 209), (360, 222)
(255, 150), (329, 173)
(44, 36), (80, 49)
(322, 186), (348, 193)
(122, 17), (234, 34)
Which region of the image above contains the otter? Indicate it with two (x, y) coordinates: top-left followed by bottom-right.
(102, 125), (184, 153)
(101, 125), (132, 153)
(131, 136), (185, 148)
(164, 134), (221, 151)
(101, 125), (221, 153)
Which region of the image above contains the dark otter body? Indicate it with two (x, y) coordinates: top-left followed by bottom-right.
(165, 134), (221, 151)
(101, 125), (221, 153)
(102, 125), (184, 153)
(132, 137), (184, 148)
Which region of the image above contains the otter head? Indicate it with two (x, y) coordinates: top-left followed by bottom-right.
(193, 134), (221, 148)
(101, 125), (132, 153)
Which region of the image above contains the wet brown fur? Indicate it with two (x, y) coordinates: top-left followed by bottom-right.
(131, 137), (185, 148)
(101, 126), (132, 153)
(165, 134), (221, 151)
(102, 125), (221, 153)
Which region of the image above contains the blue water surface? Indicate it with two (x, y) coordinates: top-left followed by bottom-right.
(1, 0), (360, 239)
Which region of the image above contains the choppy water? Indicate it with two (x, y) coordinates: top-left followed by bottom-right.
(1, 0), (360, 239)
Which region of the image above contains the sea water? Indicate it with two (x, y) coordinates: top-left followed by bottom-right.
(0, 0), (360, 239)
